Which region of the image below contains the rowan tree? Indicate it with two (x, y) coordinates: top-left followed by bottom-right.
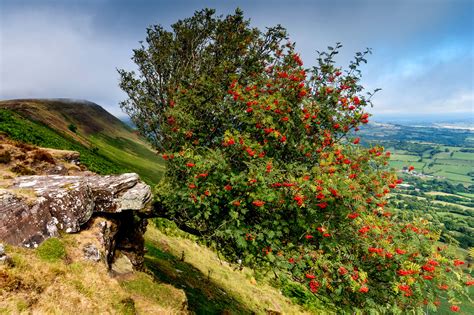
(119, 9), (472, 313)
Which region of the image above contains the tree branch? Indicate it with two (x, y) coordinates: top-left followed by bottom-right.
(151, 201), (204, 236)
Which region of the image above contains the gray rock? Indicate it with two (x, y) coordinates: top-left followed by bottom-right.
(0, 243), (4, 256)
(83, 243), (101, 262)
(0, 173), (151, 248)
(111, 253), (134, 275)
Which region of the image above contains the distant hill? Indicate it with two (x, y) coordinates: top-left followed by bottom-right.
(0, 99), (164, 184)
(0, 98), (139, 144)
(372, 112), (474, 127)
(119, 116), (136, 128)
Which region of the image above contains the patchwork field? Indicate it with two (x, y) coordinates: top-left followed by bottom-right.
(388, 145), (473, 185)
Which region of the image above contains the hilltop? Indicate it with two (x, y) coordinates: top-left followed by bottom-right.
(0, 99), (164, 185)
(0, 99), (130, 140)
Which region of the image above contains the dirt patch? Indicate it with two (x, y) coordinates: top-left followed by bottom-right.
(0, 134), (85, 185)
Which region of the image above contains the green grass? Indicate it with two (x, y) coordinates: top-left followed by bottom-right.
(120, 273), (186, 310)
(0, 234), (188, 313)
(389, 160), (425, 171)
(390, 153), (420, 162)
(435, 287), (474, 314)
(36, 238), (66, 262)
(433, 152), (453, 159)
(453, 151), (474, 160)
(0, 107), (165, 185)
(143, 224), (312, 314)
(425, 191), (471, 200)
(435, 159), (473, 167)
(435, 171), (472, 184)
(144, 240), (256, 314)
(0, 109), (126, 175)
(387, 144), (474, 186)
(88, 134), (164, 185)
(1, 224), (311, 314)
(458, 192), (474, 199)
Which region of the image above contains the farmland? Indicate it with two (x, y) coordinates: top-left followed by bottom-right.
(389, 145), (472, 185)
(358, 122), (473, 186)
(358, 122), (474, 249)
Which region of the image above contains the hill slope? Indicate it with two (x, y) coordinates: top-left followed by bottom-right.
(0, 99), (164, 184)
(0, 136), (313, 314)
(1, 225), (314, 314)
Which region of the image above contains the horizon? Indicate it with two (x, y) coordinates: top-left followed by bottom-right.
(3, 97), (473, 126)
(1, 0), (473, 121)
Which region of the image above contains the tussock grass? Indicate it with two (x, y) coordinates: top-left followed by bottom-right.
(0, 223), (319, 314)
(0, 234), (186, 314)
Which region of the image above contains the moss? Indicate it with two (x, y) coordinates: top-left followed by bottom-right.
(36, 238), (66, 262)
(16, 299), (29, 312)
(68, 262), (85, 274)
(121, 274), (168, 302)
(117, 297), (137, 315)
(120, 273), (186, 310)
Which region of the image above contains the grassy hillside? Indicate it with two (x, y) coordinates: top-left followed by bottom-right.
(0, 100), (320, 313)
(356, 121), (474, 249)
(0, 234), (188, 314)
(0, 109), (125, 175)
(1, 103), (471, 313)
(0, 99), (164, 184)
(0, 223), (314, 314)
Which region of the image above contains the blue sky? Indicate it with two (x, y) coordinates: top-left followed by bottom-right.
(0, 0), (472, 120)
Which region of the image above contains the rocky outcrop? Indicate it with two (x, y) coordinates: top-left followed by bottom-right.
(0, 172), (152, 271)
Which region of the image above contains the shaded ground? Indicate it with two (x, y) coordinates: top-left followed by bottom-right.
(145, 241), (253, 314)
(143, 225), (312, 314)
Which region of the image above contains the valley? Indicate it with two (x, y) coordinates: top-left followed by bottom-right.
(358, 122), (474, 250)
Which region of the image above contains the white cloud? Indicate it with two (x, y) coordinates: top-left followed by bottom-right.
(0, 8), (136, 116)
(0, 0), (472, 119)
(364, 41), (473, 115)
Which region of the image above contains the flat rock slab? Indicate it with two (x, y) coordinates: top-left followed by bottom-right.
(0, 173), (151, 248)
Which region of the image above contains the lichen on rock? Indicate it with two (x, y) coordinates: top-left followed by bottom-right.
(0, 139), (152, 272)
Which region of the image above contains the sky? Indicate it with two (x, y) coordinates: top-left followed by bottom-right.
(0, 0), (473, 121)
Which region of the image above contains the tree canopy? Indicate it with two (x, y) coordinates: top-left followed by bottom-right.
(119, 9), (472, 313)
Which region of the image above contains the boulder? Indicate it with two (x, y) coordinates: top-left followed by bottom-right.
(0, 173), (152, 270)
(83, 243), (101, 262)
